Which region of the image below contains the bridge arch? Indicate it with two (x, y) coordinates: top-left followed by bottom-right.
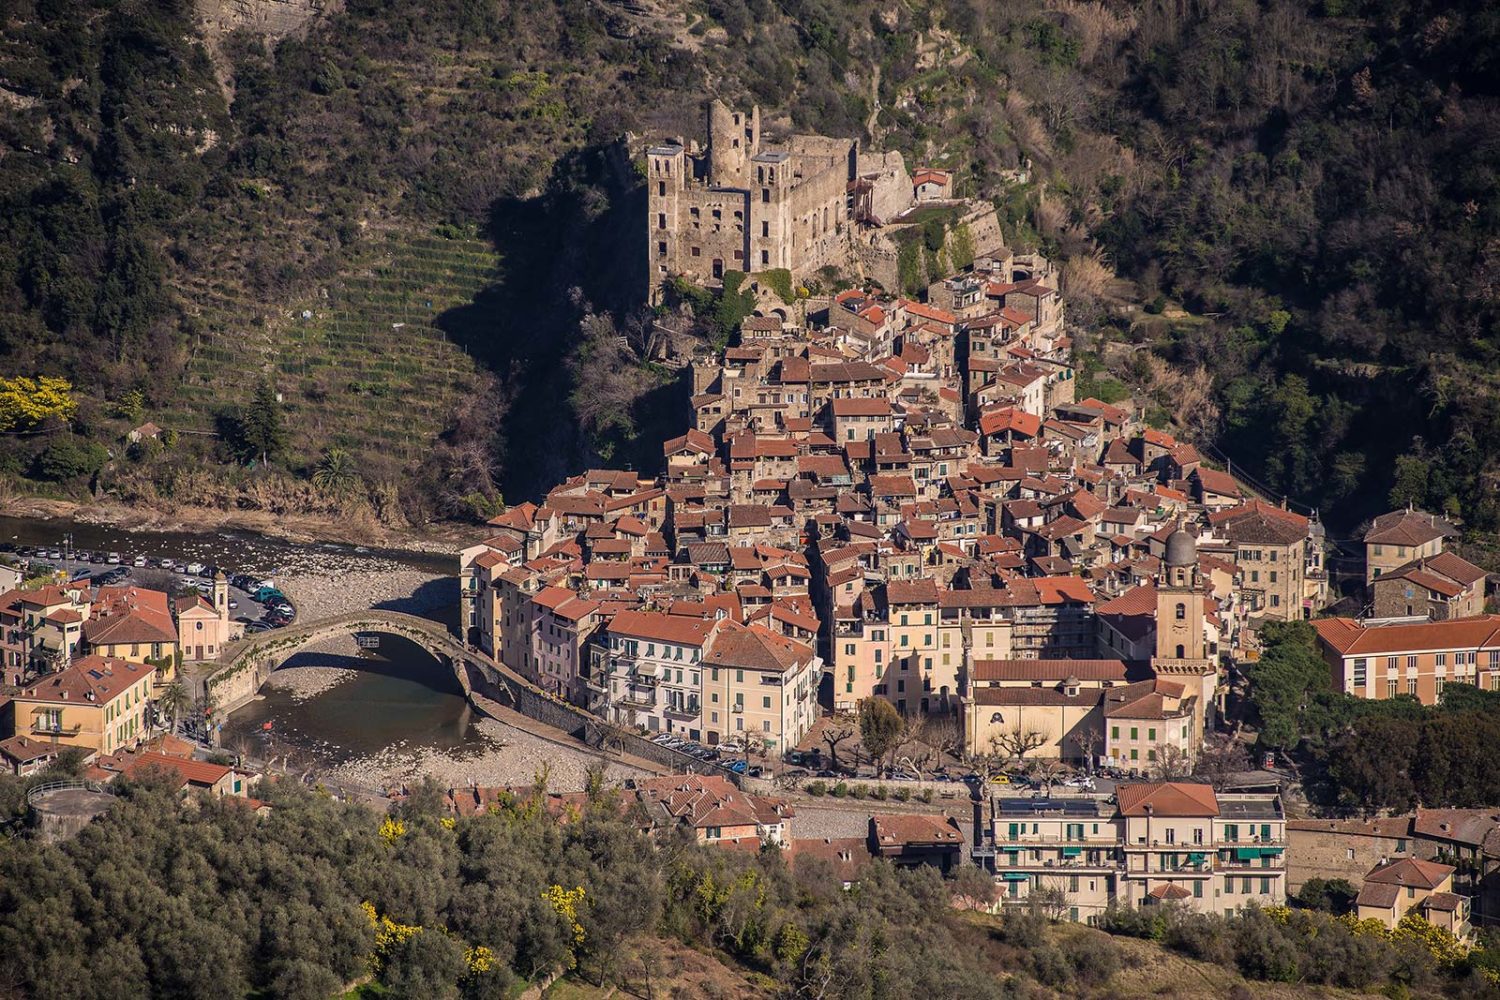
(204, 611), (500, 715)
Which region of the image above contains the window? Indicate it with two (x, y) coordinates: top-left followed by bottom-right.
(657, 181), (666, 196)
(1129, 727), (1138, 740)
(761, 188), (770, 202)
(1175, 602), (1186, 620)
(1193, 881), (1203, 898)
(1110, 726), (1119, 740)
(657, 241), (667, 257)
(760, 251), (769, 265)
(1388, 679), (1398, 698)
(657, 213), (666, 229)
(1396, 838), (1407, 853)
(1352, 659), (1367, 687)
(761, 221), (769, 237)
(1408, 678), (1417, 696)
(690, 246), (700, 257)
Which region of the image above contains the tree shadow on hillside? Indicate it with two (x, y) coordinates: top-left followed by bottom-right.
(435, 138), (647, 503)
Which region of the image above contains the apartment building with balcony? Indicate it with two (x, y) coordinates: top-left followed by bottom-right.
(981, 781), (1286, 922)
(6, 654), (155, 755)
(603, 610), (719, 739)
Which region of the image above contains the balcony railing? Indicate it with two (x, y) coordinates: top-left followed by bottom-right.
(664, 701), (701, 719)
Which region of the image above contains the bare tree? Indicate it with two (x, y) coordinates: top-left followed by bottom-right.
(917, 711), (965, 765)
(1148, 743), (1194, 781)
(1027, 885), (1073, 921)
(1028, 758), (1068, 796)
(1069, 727), (1103, 773)
(1193, 731), (1251, 789)
(991, 717), (1050, 765)
(821, 711), (857, 771)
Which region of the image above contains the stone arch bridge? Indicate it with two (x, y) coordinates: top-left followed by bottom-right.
(202, 610), (503, 716)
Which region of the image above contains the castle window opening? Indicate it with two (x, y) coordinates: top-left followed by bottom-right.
(712, 259), (723, 278)
(691, 246), (701, 257)
(761, 251), (769, 265)
(657, 182), (665, 196)
(657, 213), (666, 229)
(762, 189), (770, 203)
(712, 208), (721, 220)
(657, 242), (667, 257)
(761, 221), (769, 237)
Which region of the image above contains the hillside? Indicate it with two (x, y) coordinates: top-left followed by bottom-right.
(0, 0), (1496, 536)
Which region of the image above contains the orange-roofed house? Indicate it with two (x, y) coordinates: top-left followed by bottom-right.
(7, 654), (156, 754)
(702, 620), (820, 752)
(604, 610), (723, 739)
(84, 586), (179, 683)
(1312, 614), (1500, 705)
(528, 586), (606, 704)
(1355, 857), (1468, 938)
(1207, 499), (1326, 621)
(1363, 508), (1454, 585)
(636, 773), (794, 845)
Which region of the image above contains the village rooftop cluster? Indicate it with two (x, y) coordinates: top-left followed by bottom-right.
(452, 103), (1500, 933)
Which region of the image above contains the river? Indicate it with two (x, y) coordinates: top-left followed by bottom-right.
(218, 635), (486, 770)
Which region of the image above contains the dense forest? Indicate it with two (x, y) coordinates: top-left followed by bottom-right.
(1, 769), (1498, 999)
(0, 0), (1496, 534)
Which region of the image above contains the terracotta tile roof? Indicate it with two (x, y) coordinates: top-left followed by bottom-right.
(979, 407), (1041, 438)
(1148, 883), (1193, 900)
(636, 774), (791, 831)
(885, 579), (940, 605)
(1285, 816), (1412, 838)
(1116, 781), (1219, 817)
(116, 751), (233, 790)
(19, 655), (152, 706)
(1364, 856), (1453, 890)
(702, 621), (813, 674)
(831, 397), (892, 417)
(870, 813), (962, 847)
(607, 610), (718, 646)
(972, 658), (1128, 683)
(971, 686), (1097, 707)
(1312, 615), (1500, 657)
(1364, 509), (1453, 546)
(1208, 499), (1308, 545)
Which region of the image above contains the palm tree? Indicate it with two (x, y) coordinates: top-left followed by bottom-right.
(312, 447), (360, 498)
(156, 679), (191, 736)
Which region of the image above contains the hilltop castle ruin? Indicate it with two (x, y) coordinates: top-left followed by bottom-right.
(646, 100), (916, 302)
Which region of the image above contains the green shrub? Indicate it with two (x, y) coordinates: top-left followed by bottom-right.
(806, 780), (827, 797)
(851, 783), (870, 799)
(872, 785), (889, 800)
(894, 787), (911, 802)
(757, 268), (794, 304)
(831, 782), (849, 798)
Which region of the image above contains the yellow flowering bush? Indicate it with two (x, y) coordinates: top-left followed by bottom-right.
(378, 817), (407, 844)
(542, 884), (587, 946)
(0, 376), (76, 431)
(361, 901), (422, 972)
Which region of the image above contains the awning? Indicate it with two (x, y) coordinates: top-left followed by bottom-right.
(1001, 846), (1022, 854)
(1260, 847), (1284, 856)
(1000, 873), (1030, 882)
(1061, 847), (1082, 856)
(1233, 848), (1259, 861)
(1187, 852), (1207, 863)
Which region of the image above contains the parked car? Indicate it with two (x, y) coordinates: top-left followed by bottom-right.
(727, 760), (748, 774)
(784, 768), (811, 779)
(244, 622), (271, 633)
(988, 774), (1011, 785)
(132, 555), (146, 567)
(185, 562), (204, 575)
(106, 552), (121, 564)
(251, 586), (285, 603)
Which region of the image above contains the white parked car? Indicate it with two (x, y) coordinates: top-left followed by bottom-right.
(186, 562), (205, 575)
(132, 555), (146, 567)
(106, 552), (120, 564)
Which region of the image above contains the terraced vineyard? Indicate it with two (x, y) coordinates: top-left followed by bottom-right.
(167, 230), (496, 469)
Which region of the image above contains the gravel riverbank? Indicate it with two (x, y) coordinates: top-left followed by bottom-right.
(324, 717), (650, 793)
(276, 566), (456, 622)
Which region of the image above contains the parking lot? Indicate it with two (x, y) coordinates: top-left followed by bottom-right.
(0, 543), (299, 633)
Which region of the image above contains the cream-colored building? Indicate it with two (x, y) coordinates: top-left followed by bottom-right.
(986, 782), (1286, 921)
(1363, 509), (1451, 585)
(8, 654), (155, 755)
(964, 658), (1127, 761)
(1354, 857), (1468, 939)
(702, 621), (820, 752)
